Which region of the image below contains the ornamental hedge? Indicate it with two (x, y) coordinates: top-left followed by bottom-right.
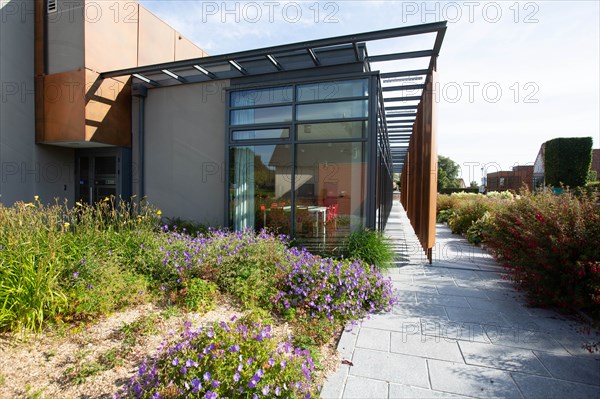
(544, 137), (593, 188)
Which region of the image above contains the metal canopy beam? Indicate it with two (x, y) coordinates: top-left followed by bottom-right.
(382, 84), (424, 92)
(385, 96), (421, 102)
(368, 49), (433, 63)
(380, 69), (428, 79)
(385, 105), (418, 111)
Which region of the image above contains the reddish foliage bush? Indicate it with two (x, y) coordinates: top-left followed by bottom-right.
(484, 191), (600, 314)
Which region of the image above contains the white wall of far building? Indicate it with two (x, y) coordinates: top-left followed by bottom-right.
(0, 0), (74, 206)
(138, 80), (230, 226)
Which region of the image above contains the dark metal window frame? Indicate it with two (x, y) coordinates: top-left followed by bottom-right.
(225, 73), (374, 234)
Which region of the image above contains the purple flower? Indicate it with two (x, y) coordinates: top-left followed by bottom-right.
(248, 379), (257, 389)
(203, 372), (212, 381)
(205, 391), (217, 399)
(191, 378), (202, 393)
(229, 344), (240, 352)
(172, 358), (179, 366)
(211, 380), (220, 388)
(73, 272), (79, 278)
(233, 372), (240, 382)
(262, 385), (270, 395)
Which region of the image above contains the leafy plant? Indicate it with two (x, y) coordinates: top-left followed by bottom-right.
(484, 190), (600, 314)
(115, 320), (317, 399)
(341, 228), (395, 269)
(183, 279), (218, 313)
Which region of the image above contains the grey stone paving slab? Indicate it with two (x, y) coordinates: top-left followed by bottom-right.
(512, 373), (600, 399)
(485, 326), (571, 354)
(428, 359), (522, 399)
(356, 327), (390, 352)
(533, 351), (600, 385)
(436, 284), (489, 299)
(349, 348), (430, 388)
(554, 333), (600, 357)
(361, 314), (421, 333)
(458, 341), (549, 376)
(466, 297), (531, 315)
(342, 376), (388, 399)
(394, 281), (438, 294)
(388, 384), (471, 398)
(392, 303), (449, 319)
(421, 320), (491, 343)
(416, 292), (471, 308)
(337, 326), (359, 359)
(320, 364), (349, 399)
(445, 306), (511, 326)
(390, 331), (464, 362)
(392, 290), (418, 303)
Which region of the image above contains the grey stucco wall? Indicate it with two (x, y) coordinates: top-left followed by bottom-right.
(1, 0), (74, 205)
(46, 0), (85, 74)
(141, 80), (229, 226)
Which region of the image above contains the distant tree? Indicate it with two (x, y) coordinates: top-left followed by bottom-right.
(469, 181), (479, 189)
(437, 155), (461, 190)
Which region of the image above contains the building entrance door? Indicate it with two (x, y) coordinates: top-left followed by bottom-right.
(75, 149), (131, 204)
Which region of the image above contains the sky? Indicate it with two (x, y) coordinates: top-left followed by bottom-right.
(139, 0), (600, 185)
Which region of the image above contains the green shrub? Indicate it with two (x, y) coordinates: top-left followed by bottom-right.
(544, 137), (593, 188)
(436, 208), (455, 223)
(341, 228), (395, 269)
(183, 278), (218, 313)
(484, 191), (600, 313)
(436, 194), (457, 215)
(466, 212), (494, 245)
(447, 197), (490, 235)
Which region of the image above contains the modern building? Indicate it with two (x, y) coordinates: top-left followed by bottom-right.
(1, 0), (445, 260)
(486, 165), (534, 192)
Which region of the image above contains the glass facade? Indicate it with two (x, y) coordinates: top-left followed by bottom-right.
(228, 76), (390, 252)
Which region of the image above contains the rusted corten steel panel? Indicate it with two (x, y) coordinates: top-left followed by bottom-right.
(400, 70), (437, 264)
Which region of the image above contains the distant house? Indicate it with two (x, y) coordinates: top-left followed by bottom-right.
(487, 165), (534, 192)
(592, 149), (600, 180)
(533, 144), (545, 189)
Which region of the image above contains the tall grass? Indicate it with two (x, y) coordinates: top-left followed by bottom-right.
(0, 198), (160, 332)
(340, 228), (395, 269)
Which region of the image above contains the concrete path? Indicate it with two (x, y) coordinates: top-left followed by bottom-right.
(321, 201), (600, 398)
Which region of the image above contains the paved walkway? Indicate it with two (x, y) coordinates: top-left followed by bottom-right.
(321, 201), (600, 398)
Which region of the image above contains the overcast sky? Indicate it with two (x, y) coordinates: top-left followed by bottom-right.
(140, 0), (600, 184)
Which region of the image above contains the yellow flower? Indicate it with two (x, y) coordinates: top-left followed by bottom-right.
(103, 197), (109, 202)
(76, 202), (83, 207)
(34, 195), (39, 201)
(156, 210), (162, 216)
(25, 203), (35, 208)
(64, 222), (70, 228)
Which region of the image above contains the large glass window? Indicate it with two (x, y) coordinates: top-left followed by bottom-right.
(230, 106), (292, 125)
(297, 79), (368, 102)
(229, 145), (292, 233)
(297, 121), (367, 141)
(231, 86), (293, 107)
(296, 100), (368, 121)
(294, 142), (367, 247)
(232, 128), (289, 141)
(228, 78), (371, 251)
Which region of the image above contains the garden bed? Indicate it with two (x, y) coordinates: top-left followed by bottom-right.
(0, 298), (340, 398)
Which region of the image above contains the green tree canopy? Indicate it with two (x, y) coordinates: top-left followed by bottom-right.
(437, 155), (461, 190)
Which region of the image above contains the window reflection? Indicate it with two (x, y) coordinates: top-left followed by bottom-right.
(297, 121), (367, 140)
(229, 145), (292, 233)
(294, 142), (367, 248)
(230, 106), (293, 125)
(297, 79), (368, 102)
(296, 100), (368, 121)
